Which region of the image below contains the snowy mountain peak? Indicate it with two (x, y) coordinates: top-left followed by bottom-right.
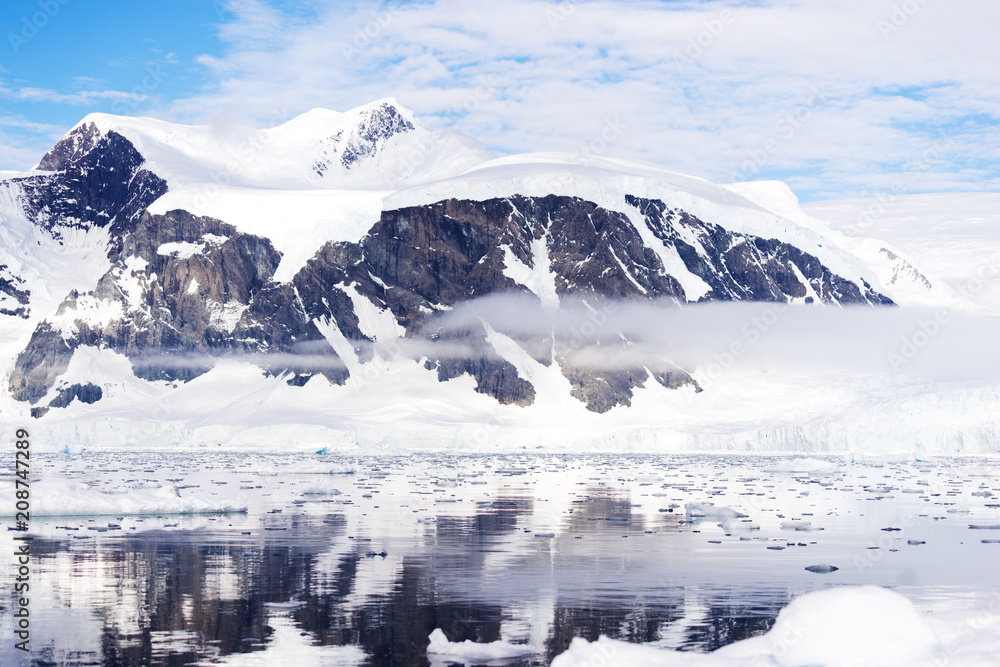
(6, 100), (996, 451)
(37, 121), (105, 171)
(301, 99), (418, 176)
(36, 100), (490, 193)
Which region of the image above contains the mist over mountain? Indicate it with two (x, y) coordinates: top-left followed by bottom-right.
(1, 100), (995, 452)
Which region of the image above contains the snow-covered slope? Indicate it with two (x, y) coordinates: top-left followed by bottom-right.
(728, 181), (963, 311)
(805, 192), (1000, 315)
(1, 101), (998, 453)
(50, 98), (493, 191)
(40, 99), (491, 282)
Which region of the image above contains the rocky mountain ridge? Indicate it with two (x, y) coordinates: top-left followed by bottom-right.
(1, 102), (905, 427)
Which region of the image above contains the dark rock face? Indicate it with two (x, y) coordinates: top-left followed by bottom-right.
(341, 102), (415, 168)
(29, 383), (101, 418)
(37, 121), (105, 171)
(6, 124), (894, 417)
(357, 196), (685, 321)
(624, 195), (892, 306)
(50, 382), (103, 408)
(0, 264), (30, 318)
(11, 127), (167, 246)
(10, 209), (348, 408)
(9, 323), (74, 404)
(311, 102), (416, 177)
(290, 195), (696, 411)
(0, 125), (167, 325)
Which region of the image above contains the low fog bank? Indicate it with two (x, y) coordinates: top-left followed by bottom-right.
(424, 293), (1000, 383)
(120, 293), (999, 385)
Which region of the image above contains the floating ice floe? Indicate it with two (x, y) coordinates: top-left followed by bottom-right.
(298, 482), (343, 496)
(685, 503), (747, 521)
(235, 461), (356, 475)
(551, 586), (944, 667)
(721, 518), (759, 535)
(781, 520), (820, 532)
(427, 629), (536, 662)
(766, 457), (841, 473)
(0, 480), (247, 516)
(804, 564), (839, 574)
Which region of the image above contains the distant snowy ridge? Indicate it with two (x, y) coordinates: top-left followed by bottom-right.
(48, 98), (493, 191)
(0, 101), (997, 453)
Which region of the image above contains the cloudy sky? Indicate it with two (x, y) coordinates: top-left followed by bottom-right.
(0, 0), (997, 200)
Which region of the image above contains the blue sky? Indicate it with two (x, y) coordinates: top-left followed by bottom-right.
(1, 0), (998, 200)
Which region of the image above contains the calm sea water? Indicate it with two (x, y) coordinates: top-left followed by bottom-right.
(2, 452), (998, 666)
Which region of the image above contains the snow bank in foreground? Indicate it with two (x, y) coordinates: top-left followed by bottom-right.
(426, 629), (536, 662)
(550, 586), (1000, 667)
(0, 480), (247, 516)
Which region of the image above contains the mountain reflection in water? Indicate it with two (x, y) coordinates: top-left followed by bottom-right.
(5, 452), (997, 666)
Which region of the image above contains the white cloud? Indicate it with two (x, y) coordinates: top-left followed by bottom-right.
(0, 111), (67, 170)
(153, 0), (999, 199)
(3, 0), (997, 196)
(423, 293), (1000, 382)
(10, 86), (148, 105)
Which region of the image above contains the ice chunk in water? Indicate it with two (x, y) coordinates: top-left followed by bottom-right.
(722, 518), (760, 534)
(685, 503), (747, 521)
(804, 564), (839, 574)
(766, 458), (841, 473)
(426, 628), (535, 661)
(551, 586), (941, 667)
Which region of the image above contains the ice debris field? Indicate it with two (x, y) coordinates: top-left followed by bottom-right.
(1, 450), (999, 665)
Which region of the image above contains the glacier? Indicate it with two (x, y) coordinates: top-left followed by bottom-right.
(0, 99), (997, 453)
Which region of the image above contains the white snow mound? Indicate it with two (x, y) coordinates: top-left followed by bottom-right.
(426, 628), (536, 661)
(0, 479), (247, 516)
(551, 586), (945, 667)
(767, 585), (939, 666)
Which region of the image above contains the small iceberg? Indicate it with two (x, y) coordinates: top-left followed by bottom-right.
(235, 461), (356, 475)
(552, 586), (941, 667)
(685, 502), (747, 521)
(0, 480), (247, 517)
(427, 629), (535, 662)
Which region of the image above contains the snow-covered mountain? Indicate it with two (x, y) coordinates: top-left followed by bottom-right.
(1, 100), (995, 451)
